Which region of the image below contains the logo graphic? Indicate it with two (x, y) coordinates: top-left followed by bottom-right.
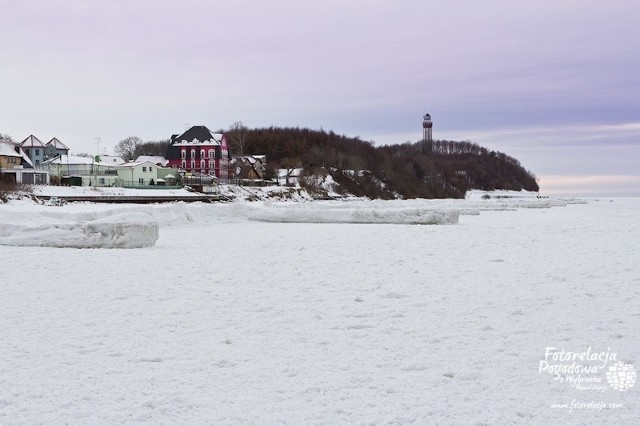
(538, 347), (634, 393)
(606, 362), (636, 391)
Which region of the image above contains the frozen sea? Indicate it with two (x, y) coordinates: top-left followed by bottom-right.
(0, 193), (638, 424)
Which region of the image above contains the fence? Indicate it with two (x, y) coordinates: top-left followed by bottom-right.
(218, 178), (278, 186)
(119, 181), (181, 189)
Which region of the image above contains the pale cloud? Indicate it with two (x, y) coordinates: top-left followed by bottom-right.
(446, 122), (640, 147)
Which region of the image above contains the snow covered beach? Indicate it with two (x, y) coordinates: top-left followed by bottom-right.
(0, 194), (638, 424)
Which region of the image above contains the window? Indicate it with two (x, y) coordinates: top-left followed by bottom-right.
(208, 149), (214, 159)
(181, 160), (186, 169)
(200, 149), (205, 159)
(25, 149), (30, 156)
(209, 160), (214, 171)
(139, 178), (144, 184)
(149, 166), (153, 172)
(35, 149), (39, 156)
(200, 159), (205, 170)
(191, 149), (195, 159)
(181, 149), (186, 159)
(190, 159), (195, 169)
(142, 166), (147, 172)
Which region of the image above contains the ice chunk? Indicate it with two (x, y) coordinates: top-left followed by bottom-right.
(244, 205), (459, 225)
(0, 212), (159, 249)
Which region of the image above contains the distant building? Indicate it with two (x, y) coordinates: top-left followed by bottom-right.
(0, 141), (24, 170)
(115, 161), (161, 187)
(166, 126), (230, 179)
(0, 141), (49, 184)
(40, 155), (117, 186)
(135, 155), (169, 167)
(20, 135), (47, 165)
(45, 137), (70, 159)
(231, 155), (267, 180)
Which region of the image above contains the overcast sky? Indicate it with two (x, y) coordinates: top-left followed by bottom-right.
(2, 0), (639, 195)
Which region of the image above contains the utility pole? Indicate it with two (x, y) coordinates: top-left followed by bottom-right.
(93, 137), (101, 186)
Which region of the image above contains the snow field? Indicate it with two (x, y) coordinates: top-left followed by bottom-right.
(0, 195), (637, 424)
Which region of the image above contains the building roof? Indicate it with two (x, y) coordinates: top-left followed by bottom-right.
(233, 155), (266, 165)
(0, 141), (23, 158)
(22, 155), (34, 168)
(171, 125), (224, 146)
(43, 155), (115, 166)
(99, 155), (126, 165)
(115, 161), (157, 169)
(20, 135), (46, 148)
(135, 155), (169, 166)
(0, 141), (33, 167)
(47, 137), (70, 150)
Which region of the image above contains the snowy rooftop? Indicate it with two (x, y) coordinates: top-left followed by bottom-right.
(233, 155), (266, 165)
(0, 141), (22, 157)
(100, 155), (126, 165)
(46, 137), (69, 150)
(20, 135), (46, 148)
(116, 161), (158, 168)
(135, 155), (169, 166)
(171, 125), (224, 146)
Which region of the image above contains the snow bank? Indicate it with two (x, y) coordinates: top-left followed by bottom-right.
(244, 205), (459, 224)
(0, 191), (583, 240)
(4, 201), (460, 226)
(0, 212), (159, 248)
(32, 185), (199, 198)
(465, 189), (542, 200)
(218, 184), (315, 201)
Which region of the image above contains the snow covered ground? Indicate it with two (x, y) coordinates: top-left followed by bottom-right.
(0, 194), (638, 424)
(31, 185), (202, 198)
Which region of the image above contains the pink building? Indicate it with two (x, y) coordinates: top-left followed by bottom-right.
(166, 126), (230, 179)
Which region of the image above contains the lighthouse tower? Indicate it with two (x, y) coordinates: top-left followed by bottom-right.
(422, 113), (433, 142)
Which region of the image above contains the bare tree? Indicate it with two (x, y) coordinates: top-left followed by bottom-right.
(133, 139), (170, 158)
(0, 133), (14, 143)
(279, 157), (301, 186)
(115, 136), (143, 161)
(227, 121), (249, 156)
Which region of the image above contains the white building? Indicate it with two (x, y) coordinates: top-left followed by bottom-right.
(115, 161), (160, 187)
(40, 155), (117, 186)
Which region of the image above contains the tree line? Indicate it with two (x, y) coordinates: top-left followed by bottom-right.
(224, 125), (538, 199)
(4, 126), (538, 198)
(114, 136), (169, 161)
